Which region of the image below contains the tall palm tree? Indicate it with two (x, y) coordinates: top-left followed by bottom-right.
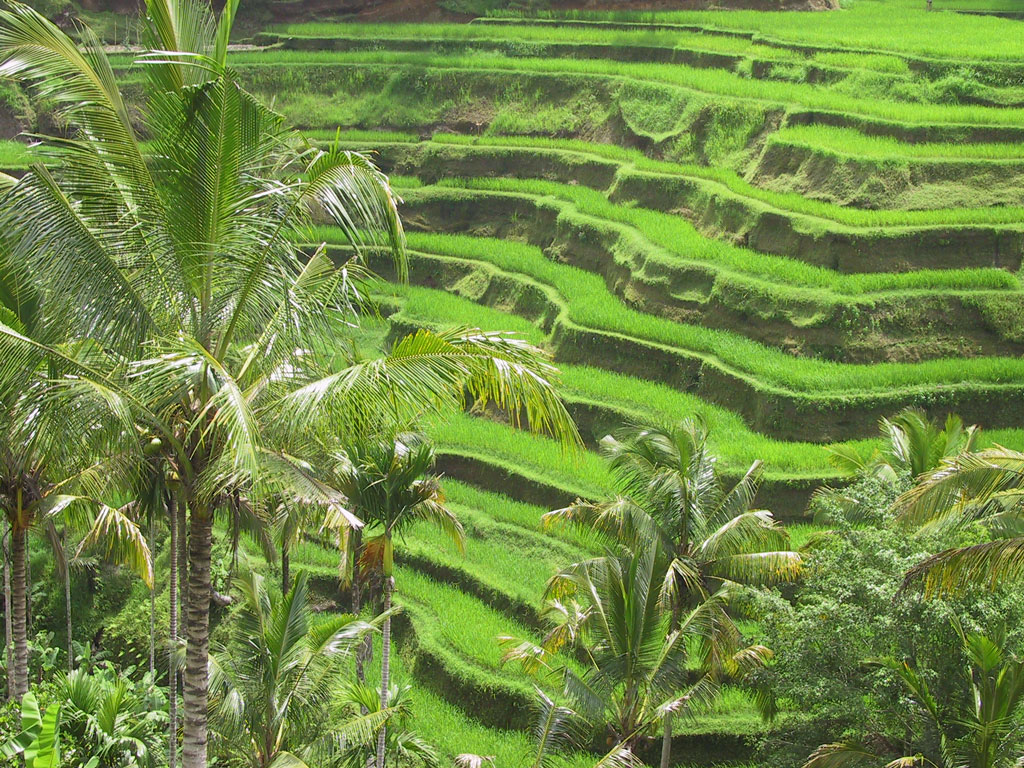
(545, 420), (801, 768)
(892, 447), (1024, 595)
(802, 626), (1024, 768)
(0, 4), (577, 768)
(327, 435), (465, 768)
(0, 232), (150, 699)
(206, 570), (389, 768)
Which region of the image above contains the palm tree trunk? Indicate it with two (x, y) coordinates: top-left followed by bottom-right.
(178, 499), (187, 633)
(661, 543), (686, 768)
(353, 572), (365, 684)
(10, 520), (29, 700)
(149, 514), (156, 678)
(376, 574), (394, 768)
(3, 524), (12, 701)
(281, 539), (290, 594)
(182, 506), (213, 768)
(22, 529), (30, 636)
(351, 528), (370, 686)
(168, 494), (178, 768)
(660, 713), (673, 768)
(64, 530), (73, 673)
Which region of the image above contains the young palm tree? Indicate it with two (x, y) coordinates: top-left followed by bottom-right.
(545, 420), (801, 768)
(326, 435), (465, 768)
(803, 626), (1024, 768)
(60, 666), (167, 768)
(892, 447), (1024, 595)
(0, 5), (577, 767)
(502, 541), (770, 754)
(336, 681), (440, 768)
(206, 570), (388, 768)
(826, 408), (979, 484)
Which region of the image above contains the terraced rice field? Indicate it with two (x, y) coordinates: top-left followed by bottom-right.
(187, 3), (1024, 761)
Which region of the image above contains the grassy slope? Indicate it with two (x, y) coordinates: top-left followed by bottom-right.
(481, 0), (1024, 61)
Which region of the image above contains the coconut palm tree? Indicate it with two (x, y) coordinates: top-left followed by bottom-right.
(826, 408), (979, 486)
(544, 419), (801, 768)
(336, 681), (440, 768)
(802, 626), (1024, 768)
(60, 666), (167, 768)
(891, 446), (1024, 595)
(0, 5), (577, 767)
(502, 540), (770, 755)
(326, 435), (465, 768)
(206, 570), (389, 768)
(0, 231), (151, 700)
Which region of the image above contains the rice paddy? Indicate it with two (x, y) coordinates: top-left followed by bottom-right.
(155, 6), (1024, 761)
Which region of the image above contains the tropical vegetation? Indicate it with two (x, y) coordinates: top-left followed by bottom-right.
(2, 0), (1024, 766)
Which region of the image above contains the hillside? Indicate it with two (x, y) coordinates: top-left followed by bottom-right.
(2, 2), (1024, 768)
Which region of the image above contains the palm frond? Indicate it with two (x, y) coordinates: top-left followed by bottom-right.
(902, 537), (1024, 595)
(802, 742), (882, 768)
(77, 504), (153, 588)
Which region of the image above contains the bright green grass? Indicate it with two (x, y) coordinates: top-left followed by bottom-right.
(397, 566), (587, 684)
(770, 124), (1024, 160)
(482, 0), (1024, 62)
(266, 20), (791, 56)
(413, 178), (1020, 290)
(370, 655), (596, 768)
(214, 49), (1024, 127)
(323, 174), (1020, 297)
(435, 412), (616, 493)
(424, 132), (1024, 224)
(265, 21), (907, 74)
(403, 498), (586, 609)
(0, 140), (30, 169)
(378, 272), (1024, 480)
(443, 480), (602, 553)
(809, 50), (911, 74)
(387, 232), (1024, 395)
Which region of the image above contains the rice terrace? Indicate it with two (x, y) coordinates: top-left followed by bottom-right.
(2, 0), (1024, 767)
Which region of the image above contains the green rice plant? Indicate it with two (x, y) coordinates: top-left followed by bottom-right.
(397, 566), (587, 684)
(424, 147), (1024, 226)
(210, 49), (1024, 126)
(411, 178), (1020, 288)
(810, 51), (911, 74)
(363, 655), (594, 767)
(322, 175), (1019, 296)
(434, 412), (615, 491)
(442, 481), (602, 552)
(401, 497), (588, 610)
(388, 235), (1024, 395)
(373, 262), (1024, 476)
(0, 139), (29, 169)
(768, 124), (1024, 160)
(481, 0), (1024, 62)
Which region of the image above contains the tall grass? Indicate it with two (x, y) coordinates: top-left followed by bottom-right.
(0, 140), (29, 169)
(363, 655), (595, 768)
(397, 566), (587, 682)
(266, 21), (919, 76)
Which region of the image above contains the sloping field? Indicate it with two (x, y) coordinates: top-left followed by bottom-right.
(208, 5), (1024, 761)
